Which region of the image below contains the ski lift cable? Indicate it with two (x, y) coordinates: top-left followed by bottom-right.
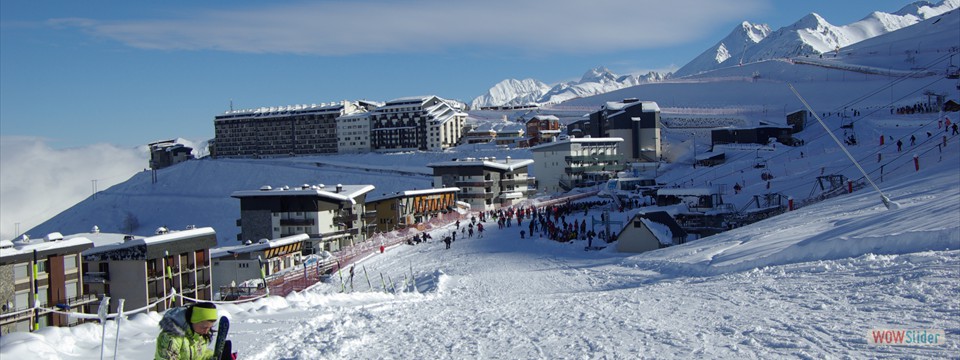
(789, 84), (898, 210)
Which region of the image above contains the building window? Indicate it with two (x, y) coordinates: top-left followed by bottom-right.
(64, 256), (78, 271)
(65, 280), (79, 299)
(37, 286), (49, 306)
(14, 291), (29, 310)
(14, 263), (28, 281)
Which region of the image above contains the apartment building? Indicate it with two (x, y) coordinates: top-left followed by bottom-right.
(584, 98), (662, 162)
(427, 157), (535, 211)
(0, 233), (95, 334)
(369, 96), (467, 152)
(232, 183), (376, 254)
(529, 137), (626, 192)
(213, 101), (368, 157)
(78, 227), (218, 313)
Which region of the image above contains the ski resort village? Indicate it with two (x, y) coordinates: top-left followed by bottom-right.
(1, 1), (959, 359)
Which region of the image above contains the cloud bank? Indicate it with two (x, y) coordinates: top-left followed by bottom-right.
(49, 0), (764, 55)
(0, 137), (147, 240)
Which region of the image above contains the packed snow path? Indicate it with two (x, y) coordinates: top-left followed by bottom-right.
(225, 217), (958, 359)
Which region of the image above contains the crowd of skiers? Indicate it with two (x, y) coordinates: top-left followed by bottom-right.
(400, 197), (631, 253)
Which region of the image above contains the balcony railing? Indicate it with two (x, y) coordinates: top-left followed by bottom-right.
(82, 272), (110, 284)
(499, 178), (529, 185)
(454, 180), (493, 187)
(458, 192), (496, 199)
(65, 294), (99, 307)
(564, 154), (623, 163)
(280, 218), (315, 226)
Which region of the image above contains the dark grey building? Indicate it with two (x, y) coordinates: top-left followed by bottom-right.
(583, 98), (661, 162)
(231, 184), (376, 254)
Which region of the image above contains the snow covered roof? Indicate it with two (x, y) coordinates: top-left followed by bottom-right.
(603, 100), (660, 113)
(641, 218), (675, 246)
(210, 233), (310, 259)
(79, 227), (217, 256)
(530, 115), (560, 121)
(215, 101), (348, 120)
(368, 187), (461, 202)
(232, 184), (376, 205)
(427, 157), (534, 172)
(528, 137), (623, 151)
(0, 235), (94, 262)
(636, 211), (686, 245)
(657, 187), (716, 196)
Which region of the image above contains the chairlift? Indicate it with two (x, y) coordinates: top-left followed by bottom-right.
(946, 64), (959, 79)
(754, 156), (767, 169)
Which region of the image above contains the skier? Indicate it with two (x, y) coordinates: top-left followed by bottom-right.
(155, 302), (219, 359)
(896, 139), (903, 152)
(477, 223), (484, 238)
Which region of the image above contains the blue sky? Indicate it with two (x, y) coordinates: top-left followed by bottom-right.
(0, 0), (922, 148)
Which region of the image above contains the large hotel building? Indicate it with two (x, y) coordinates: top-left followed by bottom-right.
(213, 96), (466, 157)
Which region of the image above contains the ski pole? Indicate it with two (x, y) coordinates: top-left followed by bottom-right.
(363, 266), (372, 290)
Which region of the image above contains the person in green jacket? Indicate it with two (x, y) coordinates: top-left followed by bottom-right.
(155, 302), (218, 360)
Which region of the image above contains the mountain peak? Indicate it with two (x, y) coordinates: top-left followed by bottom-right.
(579, 66), (618, 84)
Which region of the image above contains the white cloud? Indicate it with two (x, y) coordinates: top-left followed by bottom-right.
(49, 0), (765, 55)
(0, 137), (147, 240)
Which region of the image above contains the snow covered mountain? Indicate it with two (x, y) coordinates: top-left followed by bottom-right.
(469, 78), (552, 109)
(473, 1), (957, 107)
(673, 0), (958, 77)
(471, 66), (665, 109)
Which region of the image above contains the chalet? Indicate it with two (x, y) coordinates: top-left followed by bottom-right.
(525, 115), (561, 146)
(615, 211), (688, 253)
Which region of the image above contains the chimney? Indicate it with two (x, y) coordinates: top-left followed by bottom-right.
(336, 184), (343, 193)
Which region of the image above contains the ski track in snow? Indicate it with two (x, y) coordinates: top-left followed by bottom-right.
(224, 217), (959, 359)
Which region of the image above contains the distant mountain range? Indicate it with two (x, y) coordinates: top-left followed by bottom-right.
(471, 0), (958, 109)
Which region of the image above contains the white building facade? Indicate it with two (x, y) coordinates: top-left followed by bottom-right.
(529, 137), (626, 192)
